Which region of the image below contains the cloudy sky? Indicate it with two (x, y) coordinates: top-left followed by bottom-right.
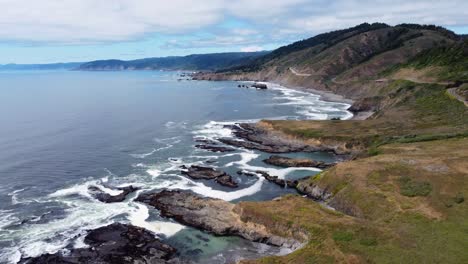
(0, 0), (467, 64)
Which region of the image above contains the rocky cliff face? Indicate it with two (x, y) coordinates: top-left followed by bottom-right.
(136, 190), (303, 249)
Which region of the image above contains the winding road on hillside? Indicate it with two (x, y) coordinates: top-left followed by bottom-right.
(289, 67), (312, 77)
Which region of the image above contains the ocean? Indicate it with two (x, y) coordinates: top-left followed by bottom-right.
(0, 70), (352, 263)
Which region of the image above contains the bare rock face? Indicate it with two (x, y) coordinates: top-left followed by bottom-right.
(181, 165), (238, 188)
(295, 181), (332, 201)
(181, 165), (226, 180)
(215, 175), (239, 188)
(194, 139), (235, 153)
(218, 123), (316, 153)
(22, 223), (184, 264)
(263, 155), (334, 169)
(88, 185), (139, 203)
(252, 83), (268, 89)
(136, 190), (300, 248)
(194, 144), (235, 153)
(254, 170), (299, 188)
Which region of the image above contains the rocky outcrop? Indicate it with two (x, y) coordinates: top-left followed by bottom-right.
(88, 185), (139, 203)
(195, 144), (235, 153)
(219, 123), (318, 153)
(215, 175), (238, 188)
(181, 165), (238, 188)
(255, 171), (300, 189)
(181, 165), (225, 180)
(252, 83), (268, 89)
(295, 181), (332, 201)
(136, 190), (301, 249)
(194, 139), (235, 153)
(263, 155), (334, 169)
(22, 223), (185, 264)
(347, 96), (382, 113)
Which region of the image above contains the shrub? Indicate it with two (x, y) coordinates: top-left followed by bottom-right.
(368, 146), (381, 156)
(360, 237), (378, 246)
(454, 192), (465, 204)
(333, 231), (354, 242)
(399, 176), (432, 197)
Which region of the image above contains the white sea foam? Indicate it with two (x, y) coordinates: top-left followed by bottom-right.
(164, 121), (187, 130)
(130, 148), (158, 159)
(48, 179), (123, 199)
(164, 175), (265, 202)
(1, 197), (125, 261)
(193, 121), (234, 139)
(128, 202), (185, 237)
(1, 180), (188, 262)
(0, 210), (18, 230)
(266, 82), (352, 120)
(147, 168), (162, 177)
(225, 151), (321, 179)
(8, 188), (27, 205)
(131, 138), (182, 159)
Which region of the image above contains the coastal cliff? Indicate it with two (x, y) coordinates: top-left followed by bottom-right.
(191, 23), (468, 263)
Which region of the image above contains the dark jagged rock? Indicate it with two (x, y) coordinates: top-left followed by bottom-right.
(347, 96), (382, 113)
(218, 123), (316, 153)
(194, 138), (235, 152)
(220, 123), (356, 155)
(252, 83), (268, 89)
(88, 185), (139, 203)
(181, 165), (226, 180)
(215, 175), (238, 188)
(181, 165), (238, 188)
(218, 138), (289, 153)
(195, 144), (235, 153)
(255, 171), (299, 188)
(194, 139), (218, 145)
(295, 181), (333, 201)
(136, 190), (301, 248)
(263, 155), (334, 169)
(22, 223), (184, 264)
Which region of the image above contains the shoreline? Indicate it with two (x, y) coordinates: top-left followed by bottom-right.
(262, 82), (376, 121)
(238, 80), (374, 121)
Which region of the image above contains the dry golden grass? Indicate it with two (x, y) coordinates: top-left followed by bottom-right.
(238, 138), (468, 263)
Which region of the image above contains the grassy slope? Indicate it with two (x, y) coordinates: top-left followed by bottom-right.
(229, 29), (468, 264)
(263, 80), (468, 155)
(238, 138), (468, 263)
(389, 40), (468, 82)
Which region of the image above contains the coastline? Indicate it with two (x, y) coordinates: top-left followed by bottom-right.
(237, 80), (375, 121)
(265, 82), (376, 121)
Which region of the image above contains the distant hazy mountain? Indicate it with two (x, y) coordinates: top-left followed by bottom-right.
(77, 51), (269, 71)
(0, 62), (83, 71)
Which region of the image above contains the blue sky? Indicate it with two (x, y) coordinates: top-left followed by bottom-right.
(0, 0), (467, 64)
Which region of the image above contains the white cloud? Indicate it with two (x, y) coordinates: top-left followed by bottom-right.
(241, 45), (263, 52)
(0, 0), (467, 44)
(0, 0), (224, 43)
